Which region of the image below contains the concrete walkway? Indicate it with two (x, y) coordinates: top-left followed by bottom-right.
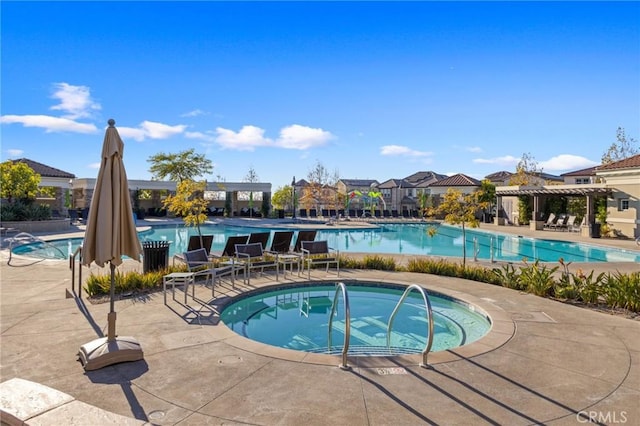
(1, 220), (639, 425)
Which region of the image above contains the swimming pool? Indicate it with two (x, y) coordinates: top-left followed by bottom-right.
(220, 282), (492, 356)
(11, 222), (640, 262)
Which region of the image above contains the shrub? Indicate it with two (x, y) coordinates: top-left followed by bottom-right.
(85, 265), (187, 297)
(363, 255), (397, 271)
(519, 260), (558, 297)
(602, 271), (640, 311)
(492, 264), (525, 291)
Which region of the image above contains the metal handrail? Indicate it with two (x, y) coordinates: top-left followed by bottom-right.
(328, 282), (351, 369)
(387, 284), (434, 368)
(6, 232), (67, 264)
(70, 246), (83, 297)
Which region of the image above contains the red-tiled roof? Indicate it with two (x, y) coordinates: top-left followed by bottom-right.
(596, 154), (640, 171)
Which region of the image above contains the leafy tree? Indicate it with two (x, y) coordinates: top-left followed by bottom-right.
(244, 166), (259, 217)
(417, 190), (433, 217)
(477, 179), (496, 220)
(163, 180), (208, 244)
(303, 160), (339, 211)
(148, 149), (213, 182)
(509, 152), (542, 186)
(428, 188), (488, 267)
(601, 127), (639, 164)
(272, 185), (294, 210)
(0, 160), (41, 203)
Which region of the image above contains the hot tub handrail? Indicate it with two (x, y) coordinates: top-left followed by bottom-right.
(70, 245), (83, 298)
(387, 284), (434, 368)
(328, 282), (351, 370)
(6, 232), (67, 265)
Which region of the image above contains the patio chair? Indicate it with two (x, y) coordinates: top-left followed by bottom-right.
(248, 232), (270, 250)
(269, 231), (294, 254)
(182, 248), (241, 296)
(293, 230), (317, 253)
(173, 234), (214, 265)
(300, 240), (339, 279)
(549, 214), (568, 231)
(309, 209), (318, 219)
(542, 213), (557, 230)
(209, 235), (249, 259)
(234, 242), (279, 284)
(299, 209), (308, 218)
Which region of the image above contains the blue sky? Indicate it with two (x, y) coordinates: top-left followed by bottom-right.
(2, 1), (639, 190)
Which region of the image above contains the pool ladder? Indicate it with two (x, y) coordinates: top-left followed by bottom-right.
(327, 282), (435, 370)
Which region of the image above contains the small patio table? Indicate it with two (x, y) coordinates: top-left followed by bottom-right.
(163, 272), (195, 304)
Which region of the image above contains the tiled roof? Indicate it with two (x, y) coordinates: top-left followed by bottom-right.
(339, 179), (379, 187)
(485, 171), (512, 180)
(561, 166), (597, 177)
(430, 173), (481, 187)
(13, 158), (75, 179)
(596, 154), (640, 171)
(403, 171), (448, 185)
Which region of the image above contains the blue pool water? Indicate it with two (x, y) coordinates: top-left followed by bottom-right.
(220, 282), (492, 356)
(11, 222), (640, 263)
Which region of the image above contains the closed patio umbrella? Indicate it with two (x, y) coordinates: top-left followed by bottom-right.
(78, 119), (144, 371)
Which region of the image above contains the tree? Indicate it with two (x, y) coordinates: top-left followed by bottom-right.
(509, 152), (542, 186)
(428, 188), (488, 267)
(303, 160), (339, 211)
(509, 153), (542, 225)
(0, 160), (41, 203)
(148, 149), (213, 182)
(163, 180), (208, 245)
(244, 166), (259, 217)
(272, 185), (294, 210)
(477, 179), (496, 221)
(601, 127), (639, 164)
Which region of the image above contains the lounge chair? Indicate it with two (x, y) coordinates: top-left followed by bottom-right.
(309, 209), (318, 219)
(209, 235), (249, 259)
(560, 215), (577, 232)
(269, 231), (294, 254)
(182, 248), (241, 296)
(300, 240), (339, 279)
(542, 213), (557, 230)
(293, 230), (317, 253)
(187, 235), (214, 254)
(391, 210), (399, 218)
(383, 210), (391, 218)
(248, 232), (270, 250)
(321, 209), (329, 217)
(549, 214), (568, 231)
(234, 242), (279, 284)
(299, 209), (308, 218)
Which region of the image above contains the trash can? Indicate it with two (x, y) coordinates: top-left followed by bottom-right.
(142, 241), (171, 273)
(591, 223), (601, 239)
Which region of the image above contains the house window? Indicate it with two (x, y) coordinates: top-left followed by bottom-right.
(619, 199), (629, 211)
(575, 178), (590, 184)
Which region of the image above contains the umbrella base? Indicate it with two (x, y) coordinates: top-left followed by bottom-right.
(78, 336), (144, 371)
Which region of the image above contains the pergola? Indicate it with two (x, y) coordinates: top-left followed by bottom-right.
(495, 183), (612, 236)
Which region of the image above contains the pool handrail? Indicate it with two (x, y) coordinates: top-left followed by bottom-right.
(328, 282), (351, 370)
(387, 284), (434, 368)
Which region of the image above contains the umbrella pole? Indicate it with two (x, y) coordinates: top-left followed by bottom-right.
(107, 262), (117, 341)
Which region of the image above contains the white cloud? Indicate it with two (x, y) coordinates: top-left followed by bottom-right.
(117, 121), (188, 141)
(117, 126), (147, 141)
(181, 109), (208, 118)
(380, 145), (432, 157)
(50, 83), (101, 119)
(0, 114), (98, 133)
(466, 146), (483, 153)
(6, 149), (24, 157)
(185, 131), (216, 142)
(88, 162), (101, 169)
(275, 124), (333, 149)
(473, 155), (520, 166)
(215, 125), (272, 151)
(140, 121), (187, 139)
(540, 154), (598, 171)
(213, 124), (334, 151)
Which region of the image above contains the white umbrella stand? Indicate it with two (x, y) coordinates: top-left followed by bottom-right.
(78, 119), (144, 371)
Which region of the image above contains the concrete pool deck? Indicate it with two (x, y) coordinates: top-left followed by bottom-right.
(1, 219), (639, 425)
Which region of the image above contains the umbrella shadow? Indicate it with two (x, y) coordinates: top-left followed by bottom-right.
(85, 360), (150, 422)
